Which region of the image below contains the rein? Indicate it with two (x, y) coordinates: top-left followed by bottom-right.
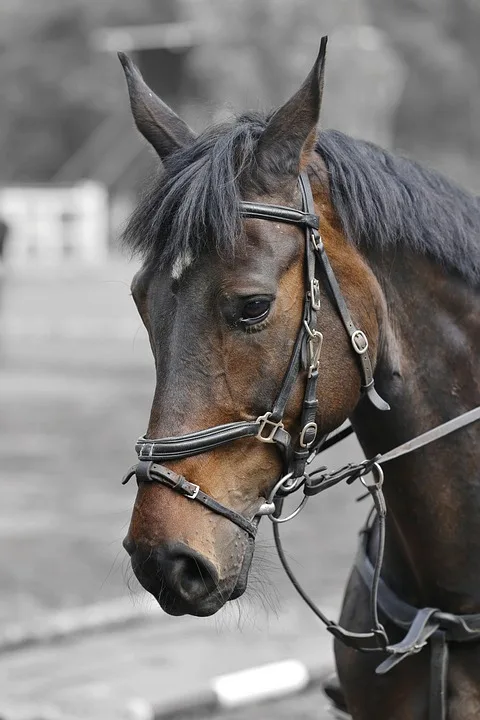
(123, 171), (480, 720)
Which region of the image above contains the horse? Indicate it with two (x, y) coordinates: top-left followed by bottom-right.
(118, 37), (480, 720)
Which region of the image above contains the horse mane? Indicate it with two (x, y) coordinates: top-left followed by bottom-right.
(317, 130), (480, 286)
(123, 114), (480, 286)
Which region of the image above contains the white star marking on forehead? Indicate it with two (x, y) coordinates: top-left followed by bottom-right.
(171, 250), (193, 279)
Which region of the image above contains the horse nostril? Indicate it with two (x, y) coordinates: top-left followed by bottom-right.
(165, 544), (219, 604)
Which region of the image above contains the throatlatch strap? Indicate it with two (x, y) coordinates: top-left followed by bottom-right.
(313, 239), (389, 411)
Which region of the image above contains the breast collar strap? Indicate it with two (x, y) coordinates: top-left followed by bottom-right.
(123, 171), (388, 532)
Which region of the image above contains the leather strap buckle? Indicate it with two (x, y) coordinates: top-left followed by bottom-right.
(304, 321), (323, 376)
(351, 329), (369, 354)
(299, 421), (318, 448)
(309, 278), (321, 311)
(310, 229), (323, 252)
(256, 412), (285, 443)
(183, 482), (200, 500)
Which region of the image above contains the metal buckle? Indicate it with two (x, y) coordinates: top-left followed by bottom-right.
(304, 321), (323, 376)
(139, 442), (155, 458)
(310, 229), (323, 252)
(256, 412), (285, 443)
(255, 501), (276, 517)
(351, 329), (369, 354)
(299, 421), (318, 448)
(309, 278), (321, 311)
(184, 483), (200, 500)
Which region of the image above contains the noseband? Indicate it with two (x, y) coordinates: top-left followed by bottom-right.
(122, 171), (389, 537)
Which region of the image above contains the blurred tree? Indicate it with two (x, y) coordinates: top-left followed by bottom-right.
(366, 0), (480, 191)
(1, 0), (477, 192)
(183, 0), (371, 111)
(0, 0), (151, 182)
(183, 0), (404, 149)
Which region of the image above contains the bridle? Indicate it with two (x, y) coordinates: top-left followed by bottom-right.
(122, 171), (390, 537)
(122, 170), (480, 720)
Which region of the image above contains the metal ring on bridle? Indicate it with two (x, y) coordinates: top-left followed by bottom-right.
(266, 472), (309, 524)
(255, 472), (299, 518)
(271, 495), (309, 524)
(270, 471), (306, 498)
(360, 462), (384, 490)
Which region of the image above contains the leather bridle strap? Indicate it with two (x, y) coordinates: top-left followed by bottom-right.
(134, 419), (291, 462)
(375, 405), (480, 465)
(127, 461), (259, 538)
(271, 407), (480, 660)
(240, 201), (319, 230)
(304, 405), (480, 496)
(311, 230), (390, 411)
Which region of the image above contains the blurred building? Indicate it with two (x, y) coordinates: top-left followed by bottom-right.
(53, 3), (204, 258)
(0, 182), (108, 268)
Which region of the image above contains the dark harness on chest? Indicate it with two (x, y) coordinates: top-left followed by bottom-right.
(122, 171), (480, 720)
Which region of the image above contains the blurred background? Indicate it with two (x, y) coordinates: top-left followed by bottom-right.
(0, 1), (478, 719)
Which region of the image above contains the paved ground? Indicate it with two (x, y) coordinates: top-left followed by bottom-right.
(0, 261), (365, 718)
(192, 689), (340, 720)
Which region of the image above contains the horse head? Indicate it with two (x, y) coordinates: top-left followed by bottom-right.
(119, 42), (386, 616)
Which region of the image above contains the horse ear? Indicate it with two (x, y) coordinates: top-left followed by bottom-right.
(257, 36), (328, 176)
(118, 52), (195, 160)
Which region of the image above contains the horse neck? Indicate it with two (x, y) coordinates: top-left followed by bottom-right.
(351, 247), (480, 613)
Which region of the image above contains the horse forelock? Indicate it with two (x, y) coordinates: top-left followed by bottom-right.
(122, 112), (272, 272)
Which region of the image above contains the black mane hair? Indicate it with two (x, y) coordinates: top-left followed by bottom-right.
(123, 113), (268, 269)
(318, 130), (480, 285)
(124, 115), (480, 286)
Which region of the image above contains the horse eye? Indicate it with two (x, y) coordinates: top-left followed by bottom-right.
(240, 297), (272, 324)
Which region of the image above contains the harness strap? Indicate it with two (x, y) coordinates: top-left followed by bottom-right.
(356, 529), (480, 643)
(272, 465), (389, 653)
(430, 632), (448, 720)
(377, 406), (480, 465)
(356, 526), (480, 720)
(269, 310), (307, 423)
(305, 406), (480, 496)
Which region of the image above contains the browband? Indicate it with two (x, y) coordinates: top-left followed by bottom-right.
(240, 201), (319, 229)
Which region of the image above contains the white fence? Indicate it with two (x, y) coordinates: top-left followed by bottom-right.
(0, 182), (109, 268)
